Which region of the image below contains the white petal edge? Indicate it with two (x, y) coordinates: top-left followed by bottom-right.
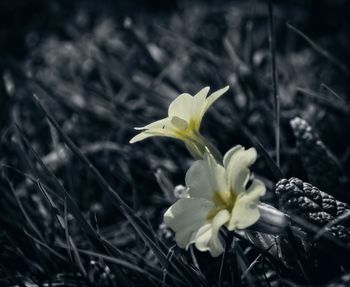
(130, 118), (179, 143)
(129, 128), (179, 143)
(134, 118), (171, 130)
(163, 198), (214, 249)
(185, 152), (228, 200)
(223, 145), (257, 194)
(194, 209), (230, 257)
(129, 131), (155, 143)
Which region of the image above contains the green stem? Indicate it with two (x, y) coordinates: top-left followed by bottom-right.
(184, 132), (223, 162)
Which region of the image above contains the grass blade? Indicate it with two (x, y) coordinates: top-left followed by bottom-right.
(267, 0), (280, 168)
(287, 23), (350, 75)
(32, 94), (205, 286)
(241, 127), (284, 181)
(14, 124), (131, 287)
(4, 174), (45, 243)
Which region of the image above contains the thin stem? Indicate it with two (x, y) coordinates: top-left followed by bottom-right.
(198, 133), (223, 162)
(268, 0), (280, 167)
(287, 23), (350, 75)
(285, 226), (311, 285)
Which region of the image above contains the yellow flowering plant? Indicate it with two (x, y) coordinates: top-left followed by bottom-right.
(130, 86), (229, 160)
(130, 85), (288, 257)
(164, 145), (265, 257)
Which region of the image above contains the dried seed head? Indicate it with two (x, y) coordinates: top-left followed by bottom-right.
(276, 177), (350, 243)
(290, 117), (344, 196)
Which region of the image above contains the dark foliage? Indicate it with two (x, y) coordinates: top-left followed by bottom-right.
(0, 0), (350, 286)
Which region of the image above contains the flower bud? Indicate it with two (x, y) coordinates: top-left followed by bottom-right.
(250, 203), (290, 235)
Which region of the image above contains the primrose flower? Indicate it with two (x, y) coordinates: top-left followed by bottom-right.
(164, 145), (265, 257)
(129, 86), (229, 160)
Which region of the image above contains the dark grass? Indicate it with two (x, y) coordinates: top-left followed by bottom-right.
(1, 0), (350, 286)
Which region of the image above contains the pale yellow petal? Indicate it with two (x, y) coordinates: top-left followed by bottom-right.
(193, 86), (210, 104)
(194, 209), (230, 257)
(185, 152), (228, 200)
(191, 87), (210, 126)
(129, 131), (155, 143)
(223, 145), (257, 194)
(204, 85), (229, 112)
(227, 179), (266, 230)
(163, 198), (214, 249)
(168, 93), (194, 122)
(130, 118), (178, 143)
(134, 118), (172, 130)
(168, 87), (211, 131)
(129, 128), (178, 143)
(223, 145), (242, 166)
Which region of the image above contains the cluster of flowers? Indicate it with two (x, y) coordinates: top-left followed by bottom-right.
(130, 86), (279, 257)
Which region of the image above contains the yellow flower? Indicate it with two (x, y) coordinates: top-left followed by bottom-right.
(129, 86), (229, 160)
(164, 145), (265, 257)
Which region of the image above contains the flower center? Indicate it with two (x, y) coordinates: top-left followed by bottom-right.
(207, 190), (237, 220)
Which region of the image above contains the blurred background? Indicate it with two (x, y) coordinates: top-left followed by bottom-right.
(0, 0), (350, 286)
